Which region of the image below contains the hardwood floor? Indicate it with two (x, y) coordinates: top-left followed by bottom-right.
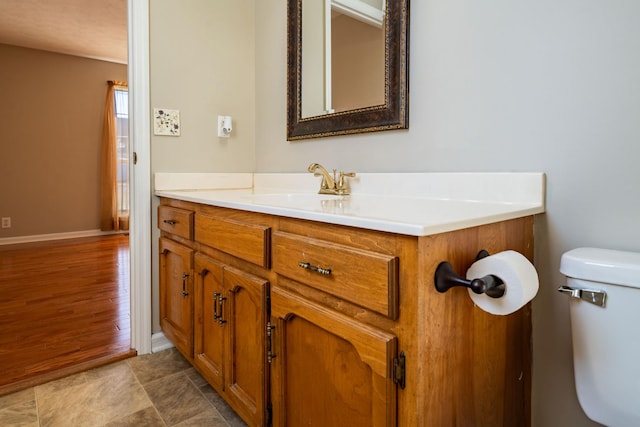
(0, 234), (135, 396)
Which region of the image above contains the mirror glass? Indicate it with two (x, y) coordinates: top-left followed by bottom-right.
(287, 0), (409, 140)
(301, 0), (385, 118)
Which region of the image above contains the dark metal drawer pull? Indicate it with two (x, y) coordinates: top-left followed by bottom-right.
(298, 262), (332, 276)
(217, 294), (227, 326)
(213, 291), (220, 320)
(163, 219), (177, 225)
(181, 273), (189, 297)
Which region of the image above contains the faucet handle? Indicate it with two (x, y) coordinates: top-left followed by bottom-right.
(337, 171), (356, 192)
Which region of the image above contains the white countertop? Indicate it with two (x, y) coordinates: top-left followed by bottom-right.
(154, 172), (545, 236)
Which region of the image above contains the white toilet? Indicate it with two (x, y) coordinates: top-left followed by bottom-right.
(559, 247), (640, 426)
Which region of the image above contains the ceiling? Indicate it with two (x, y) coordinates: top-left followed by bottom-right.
(0, 0), (127, 64)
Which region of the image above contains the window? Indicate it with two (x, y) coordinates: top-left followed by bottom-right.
(114, 88), (129, 216)
(101, 80), (129, 231)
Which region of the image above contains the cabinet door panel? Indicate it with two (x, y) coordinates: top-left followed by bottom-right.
(271, 287), (397, 427)
(194, 253), (225, 391)
(159, 237), (194, 358)
(223, 266), (269, 427)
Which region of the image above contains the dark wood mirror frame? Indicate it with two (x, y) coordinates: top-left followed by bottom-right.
(287, 0), (409, 141)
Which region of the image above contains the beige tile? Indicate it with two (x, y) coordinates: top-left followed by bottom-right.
(84, 359), (132, 381)
(184, 367), (208, 388)
(33, 371), (89, 396)
(104, 406), (166, 427)
(174, 405), (229, 427)
(0, 397), (38, 427)
(10, 348), (248, 427)
(36, 362), (152, 427)
(0, 388), (34, 411)
(198, 385), (248, 427)
(128, 348), (192, 385)
(144, 372), (213, 426)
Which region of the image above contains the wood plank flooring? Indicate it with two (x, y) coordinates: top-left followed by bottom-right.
(0, 234), (135, 396)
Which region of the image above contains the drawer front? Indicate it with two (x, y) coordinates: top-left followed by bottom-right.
(195, 213), (271, 268)
(272, 231), (399, 319)
(158, 206), (194, 240)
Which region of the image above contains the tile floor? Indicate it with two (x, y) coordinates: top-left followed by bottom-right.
(0, 348), (248, 427)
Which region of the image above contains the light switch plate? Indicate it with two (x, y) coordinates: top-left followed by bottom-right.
(217, 115), (232, 138)
(153, 108), (181, 136)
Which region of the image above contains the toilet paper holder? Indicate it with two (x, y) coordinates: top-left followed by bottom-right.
(434, 250), (506, 298)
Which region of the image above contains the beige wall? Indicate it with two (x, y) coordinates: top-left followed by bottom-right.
(332, 14), (384, 112)
(0, 44), (127, 238)
(149, 0), (256, 333)
(149, 1), (640, 426)
(150, 0), (255, 173)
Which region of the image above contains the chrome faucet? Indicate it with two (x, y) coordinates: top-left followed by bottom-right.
(307, 163), (355, 195)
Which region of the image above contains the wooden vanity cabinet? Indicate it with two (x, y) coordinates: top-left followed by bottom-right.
(192, 255), (225, 389)
(192, 205), (274, 426)
(158, 197), (534, 427)
(270, 286), (398, 427)
(270, 220), (403, 427)
(194, 253), (270, 426)
(269, 216), (533, 427)
(159, 237), (194, 359)
(158, 204), (195, 360)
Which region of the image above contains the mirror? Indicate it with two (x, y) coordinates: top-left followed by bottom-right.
(287, 0), (409, 140)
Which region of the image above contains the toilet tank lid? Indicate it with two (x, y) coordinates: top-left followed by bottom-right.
(560, 247), (640, 288)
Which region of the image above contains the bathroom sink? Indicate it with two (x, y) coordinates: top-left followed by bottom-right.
(239, 192), (345, 208)
(154, 172), (546, 236)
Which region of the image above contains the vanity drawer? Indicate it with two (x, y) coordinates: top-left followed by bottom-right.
(158, 206), (194, 240)
(272, 231), (399, 319)
(195, 213), (271, 268)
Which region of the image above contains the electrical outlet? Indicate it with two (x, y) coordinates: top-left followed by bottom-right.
(1, 217), (10, 228)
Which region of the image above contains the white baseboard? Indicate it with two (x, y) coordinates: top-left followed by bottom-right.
(151, 332), (174, 353)
(0, 229), (125, 246)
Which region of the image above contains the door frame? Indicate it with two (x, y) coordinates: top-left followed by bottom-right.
(128, 0), (152, 354)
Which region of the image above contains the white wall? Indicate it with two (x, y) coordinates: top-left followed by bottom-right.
(150, 1), (640, 425)
(255, 2), (640, 426)
(257, 2), (640, 424)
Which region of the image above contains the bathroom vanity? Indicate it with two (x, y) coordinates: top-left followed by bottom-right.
(156, 172), (545, 427)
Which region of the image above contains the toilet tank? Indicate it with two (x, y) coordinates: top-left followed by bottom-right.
(560, 248), (640, 427)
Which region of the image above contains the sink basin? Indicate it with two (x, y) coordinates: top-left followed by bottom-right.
(236, 192), (359, 217)
(239, 192), (347, 210)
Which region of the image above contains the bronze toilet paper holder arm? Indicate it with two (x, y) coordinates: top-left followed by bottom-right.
(434, 250), (506, 298)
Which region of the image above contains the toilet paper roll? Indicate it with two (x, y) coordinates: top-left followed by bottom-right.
(466, 250), (539, 315)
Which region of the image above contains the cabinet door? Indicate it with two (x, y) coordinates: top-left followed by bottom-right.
(159, 237), (194, 358)
(223, 266), (270, 427)
(270, 287), (398, 427)
(193, 253), (225, 391)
